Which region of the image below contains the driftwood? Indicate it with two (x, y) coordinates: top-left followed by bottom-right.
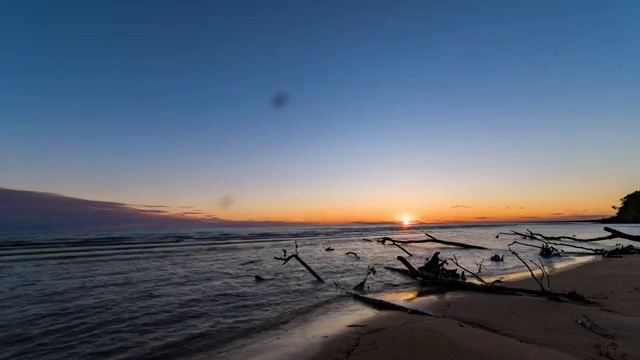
(378, 233), (487, 250)
(579, 315), (616, 339)
(450, 255), (487, 284)
(395, 256), (541, 296)
(275, 242), (324, 282)
(507, 241), (561, 258)
(509, 248), (548, 292)
(490, 254), (504, 262)
(604, 245), (639, 257)
(501, 227), (640, 243)
(395, 255), (592, 303)
(545, 241), (605, 254)
(334, 280), (435, 316)
(240, 259), (261, 266)
(362, 238), (373, 242)
(325, 247), (335, 251)
(393, 243), (413, 256)
(346, 251), (360, 259)
(353, 266), (376, 290)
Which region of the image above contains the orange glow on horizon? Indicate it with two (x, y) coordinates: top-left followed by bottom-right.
(136, 193), (619, 225)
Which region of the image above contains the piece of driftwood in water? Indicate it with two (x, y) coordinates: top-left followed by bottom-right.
(353, 266), (376, 290)
(325, 247), (335, 251)
(507, 241), (561, 258)
(578, 315), (617, 339)
(384, 266), (415, 278)
(377, 233), (487, 250)
(417, 252), (464, 280)
(240, 259), (261, 266)
(393, 243), (413, 256)
(604, 245), (639, 258)
(449, 255), (488, 284)
(334, 281), (435, 316)
(346, 251), (360, 259)
(255, 275), (273, 282)
(545, 241), (605, 254)
(274, 242), (324, 282)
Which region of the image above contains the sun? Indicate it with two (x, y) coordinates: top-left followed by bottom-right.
(398, 214), (414, 226)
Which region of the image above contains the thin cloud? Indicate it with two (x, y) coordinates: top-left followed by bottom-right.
(135, 209), (169, 214)
(451, 205), (472, 209)
(549, 212), (564, 216)
(474, 216), (491, 220)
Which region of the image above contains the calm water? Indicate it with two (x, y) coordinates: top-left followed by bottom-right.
(2, 223), (638, 359)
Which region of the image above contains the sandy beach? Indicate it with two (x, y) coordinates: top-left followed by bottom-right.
(309, 256), (640, 360)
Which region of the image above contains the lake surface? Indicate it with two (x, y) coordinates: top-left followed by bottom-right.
(2, 222), (638, 359)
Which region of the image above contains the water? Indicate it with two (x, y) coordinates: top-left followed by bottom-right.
(2, 222), (638, 359)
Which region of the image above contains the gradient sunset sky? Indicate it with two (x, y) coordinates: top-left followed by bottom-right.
(1, 1), (639, 224)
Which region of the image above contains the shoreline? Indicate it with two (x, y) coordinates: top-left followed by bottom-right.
(307, 256), (640, 360)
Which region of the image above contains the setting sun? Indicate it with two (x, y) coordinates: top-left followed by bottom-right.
(399, 215), (414, 226)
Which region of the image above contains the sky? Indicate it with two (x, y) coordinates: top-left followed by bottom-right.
(1, 0), (639, 227)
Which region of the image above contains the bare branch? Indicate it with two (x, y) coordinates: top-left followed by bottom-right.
(538, 258), (551, 290)
(377, 234), (487, 250)
(449, 255), (488, 284)
(509, 248), (546, 293)
(392, 243), (413, 256)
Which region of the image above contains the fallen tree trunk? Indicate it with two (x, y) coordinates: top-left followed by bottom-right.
(394, 256), (592, 303)
(350, 292), (434, 316)
(502, 227), (640, 243)
(334, 280), (435, 316)
(378, 233), (487, 250)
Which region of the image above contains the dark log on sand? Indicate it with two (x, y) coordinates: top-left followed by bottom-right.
(379, 233), (487, 250)
(334, 280), (435, 316)
(579, 315), (617, 340)
(394, 256), (592, 303)
(350, 292), (434, 316)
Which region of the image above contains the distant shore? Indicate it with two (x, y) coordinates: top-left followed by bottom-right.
(308, 256), (640, 360)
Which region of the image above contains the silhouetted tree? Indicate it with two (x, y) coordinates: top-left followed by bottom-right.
(605, 190), (640, 223)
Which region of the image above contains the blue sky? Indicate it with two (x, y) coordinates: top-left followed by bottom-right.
(1, 1), (639, 223)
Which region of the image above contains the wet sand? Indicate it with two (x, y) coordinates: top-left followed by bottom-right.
(309, 256), (640, 360)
